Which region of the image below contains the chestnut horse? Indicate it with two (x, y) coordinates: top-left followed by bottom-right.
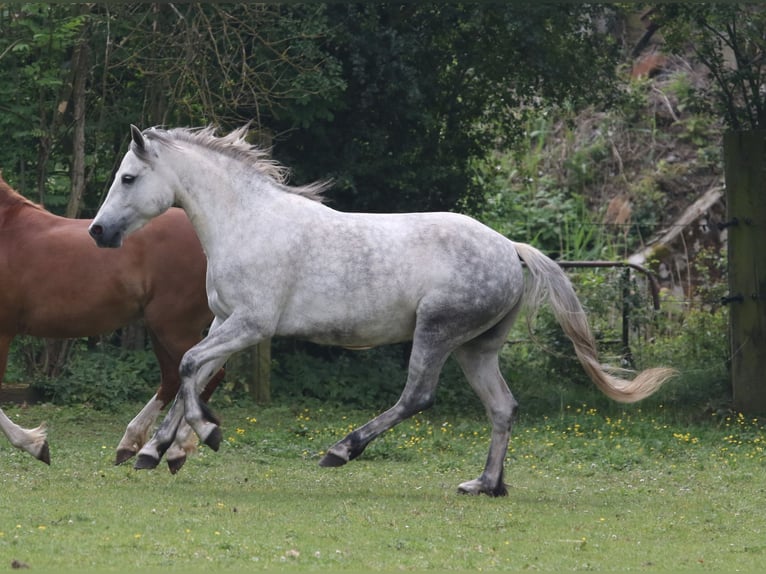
(0, 174), (221, 472)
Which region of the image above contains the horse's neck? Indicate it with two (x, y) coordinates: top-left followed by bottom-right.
(183, 171), (314, 258)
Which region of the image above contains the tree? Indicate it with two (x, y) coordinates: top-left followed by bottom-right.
(0, 3), (345, 214)
(656, 4), (766, 130)
(272, 4), (622, 214)
(0, 4), (91, 207)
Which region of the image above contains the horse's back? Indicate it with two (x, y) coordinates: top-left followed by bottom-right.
(269, 208), (524, 346)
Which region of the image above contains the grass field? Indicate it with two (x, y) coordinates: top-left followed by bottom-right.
(0, 399), (764, 572)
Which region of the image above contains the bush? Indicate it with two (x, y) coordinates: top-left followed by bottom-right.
(30, 342), (159, 411)
(634, 307), (731, 412)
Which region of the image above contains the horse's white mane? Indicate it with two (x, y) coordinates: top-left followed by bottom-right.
(138, 125), (330, 202)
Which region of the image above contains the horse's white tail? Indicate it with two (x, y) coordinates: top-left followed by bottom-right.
(513, 242), (675, 403)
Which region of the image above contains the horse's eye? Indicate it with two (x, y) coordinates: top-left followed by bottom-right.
(121, 174), (136, 185)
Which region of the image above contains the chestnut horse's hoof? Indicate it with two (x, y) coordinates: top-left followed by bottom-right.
(114, 448), (136, 466)
(167, 456), (187, 475)
(37, 442), (51, 465)
(134, 453), (160, 470)
(318, 452), (348, 467)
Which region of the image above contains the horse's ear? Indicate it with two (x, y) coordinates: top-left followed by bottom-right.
(130, 124), (146, 151)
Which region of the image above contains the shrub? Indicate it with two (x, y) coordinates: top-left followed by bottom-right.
(30, 342), (158, 411)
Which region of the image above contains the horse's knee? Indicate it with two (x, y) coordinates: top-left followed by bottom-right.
(179, 353), (197, 380)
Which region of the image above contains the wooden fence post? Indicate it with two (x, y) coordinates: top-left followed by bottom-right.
(251, 339), (271, 404)
(228, 341), (271, 405)
(723, 130), (766, 413)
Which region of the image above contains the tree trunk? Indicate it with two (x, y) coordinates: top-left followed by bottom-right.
(41, 14), (91, 379)
(66, 35), (89, 218)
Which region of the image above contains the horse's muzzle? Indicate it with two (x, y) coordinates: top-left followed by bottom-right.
(88, 223), (123, 248)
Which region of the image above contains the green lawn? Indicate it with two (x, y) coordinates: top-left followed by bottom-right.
(0, 400), (764, 572)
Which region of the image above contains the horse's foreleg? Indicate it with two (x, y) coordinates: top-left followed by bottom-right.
(134, 396), (185, 470)
(320, 343), (448, 467)
(115, 394), (164, 465)
(163, 371), (225, 474)
(179, 315), (263, 450)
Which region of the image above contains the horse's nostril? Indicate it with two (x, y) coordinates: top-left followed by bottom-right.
(90, 224), (103, 237)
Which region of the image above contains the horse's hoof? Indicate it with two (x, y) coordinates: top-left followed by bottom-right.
(457, 485), (480, 496)
(167, 456), (187, 475)
(203, 426), (222, 452)
(134, 453), (160, 470)
(114, 448), (136, 466)
(318, 452), (347, 467)
(37, 442), (51, 465)
(457, 479), (508, 497)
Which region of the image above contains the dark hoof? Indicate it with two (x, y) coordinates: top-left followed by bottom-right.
(134, 453), (160, 470)
(114, 448), (137, 466)
(203, 426), (222, 452)
(167, 456), (187, 475)
(37, 442), (51, 465)
(318, 452), (348, 467)
(457, 484), (508, 497)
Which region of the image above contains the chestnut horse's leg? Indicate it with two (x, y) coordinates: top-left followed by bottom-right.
(114, 333), (181, 465)
(0, 335), (50, 464)
(114, 393), (164, 465)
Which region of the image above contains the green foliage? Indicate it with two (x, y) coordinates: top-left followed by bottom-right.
(473, 114), (614, 260)
(0, 4), (87, 202)
(0, 6), (734, 420)
(635, 308), (730, 411)
(276, 4), (621, 213)
(30, 343), (158, 411)
(271, 345), (479, 415)
(272, 347), (406, 409)
(657, 4), (766, 130)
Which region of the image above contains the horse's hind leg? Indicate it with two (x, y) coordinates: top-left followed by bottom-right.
(453, 345), (516, 496)
(452, 309), (521, 497)
(319, 334), (450, 467)
(0, 409), (49, 464)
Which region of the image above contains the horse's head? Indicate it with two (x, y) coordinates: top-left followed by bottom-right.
(89, 125), (176, 248)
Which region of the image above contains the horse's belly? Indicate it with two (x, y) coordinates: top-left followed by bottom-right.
(280, 303), (417, 348)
